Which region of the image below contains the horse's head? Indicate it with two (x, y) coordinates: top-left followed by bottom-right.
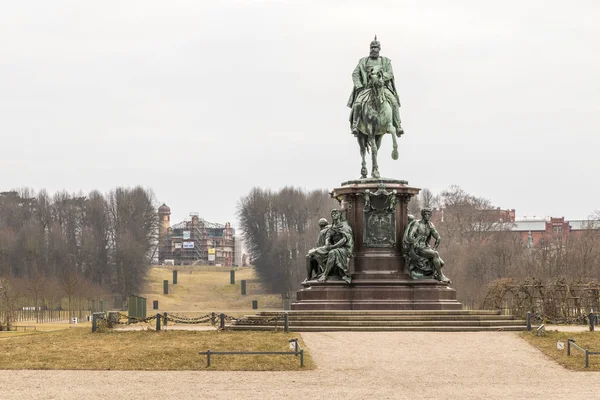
(367, 65), (384, 89)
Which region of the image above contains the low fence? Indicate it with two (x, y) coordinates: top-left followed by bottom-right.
(482, 279), (600, 324)
(10, 325), (37, 332)
(567, 339), (600, 368)
(198, 339), (303, 367)
(7, 309), (95, 323)
(92, 311), (289, 332)
(1, 297), (117, 324)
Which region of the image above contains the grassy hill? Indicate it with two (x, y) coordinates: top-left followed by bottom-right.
(139, 266), (283, 314)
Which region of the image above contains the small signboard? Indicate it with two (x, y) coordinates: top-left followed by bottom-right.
(208, 248), (216, 261)
(557, 341), (564, 350)
(536, 324), (546, 336)
(174, 242), (182, 249)
(183, 242), (194, 249)
(183, 231), (191, 240)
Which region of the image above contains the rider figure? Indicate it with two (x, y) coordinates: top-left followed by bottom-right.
(347, 36), (404, 138)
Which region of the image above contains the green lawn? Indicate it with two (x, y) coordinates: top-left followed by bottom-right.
(0, 328), (313, 371)
(521, 330), (600, 371)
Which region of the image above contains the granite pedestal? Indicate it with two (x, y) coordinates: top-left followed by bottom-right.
(292, 178), (462, 311)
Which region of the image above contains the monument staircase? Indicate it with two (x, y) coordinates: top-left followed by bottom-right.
(227, 310), (528, 332)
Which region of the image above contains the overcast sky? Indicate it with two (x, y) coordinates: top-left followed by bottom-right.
(2, 0), (599, 227)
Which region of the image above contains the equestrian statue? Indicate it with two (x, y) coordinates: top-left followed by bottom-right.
(348, 36), (404, 179)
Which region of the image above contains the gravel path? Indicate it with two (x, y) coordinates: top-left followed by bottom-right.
(2, 332), (599, 399)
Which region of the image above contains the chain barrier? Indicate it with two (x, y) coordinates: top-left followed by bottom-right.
(226, 313), (285, 325)
(168, 313), (211, 322)
(167, 314), (213, 324)
(111, 312), (157, 325)
(104, 311), (287, 329)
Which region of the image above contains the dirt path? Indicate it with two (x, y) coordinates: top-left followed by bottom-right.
(1, 332), (599, 399)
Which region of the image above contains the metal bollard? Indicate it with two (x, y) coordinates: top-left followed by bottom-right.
(211, 312), (216, 325)
(173, 270), (178, 285)
(92, 312), (105, 333)
(163, 280), (169, 295)
(153, 300), (159, 310)
(241, 280), (247, 295)
(220, 313), (225, 330)
(230, 269), (235, 284)
(252, 300), (258, 310)
(156, 313), (161, 331)
(163, 312), (168, 326)
(284, 313), (289, 332)
(526, 311), (531, 331)
(108, 312), (119, 328)
(585, 350), (590, 368)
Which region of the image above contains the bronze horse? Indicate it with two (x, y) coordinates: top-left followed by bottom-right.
(355, 65), (399, 179)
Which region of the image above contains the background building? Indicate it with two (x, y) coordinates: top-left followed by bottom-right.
(429, 206), (597, 249)
(158, 204), (235, 266)
(511, 216), (597, 248)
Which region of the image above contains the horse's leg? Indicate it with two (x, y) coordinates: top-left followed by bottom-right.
(358, 135), (367, 178)
(369, 134), (380, 178)
(390, 125), (399, 160)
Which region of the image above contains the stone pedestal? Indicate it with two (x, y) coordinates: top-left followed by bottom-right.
(292, 178), (462, 311)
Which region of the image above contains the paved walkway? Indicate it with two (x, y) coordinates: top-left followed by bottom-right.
(1, 332), (599, 399)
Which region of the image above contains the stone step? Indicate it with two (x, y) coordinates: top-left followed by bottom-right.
(235, 319), (526, 327)
(257, 310), (502, 316)
(227, 325), (527, 332)
(243, 314), (517, 322)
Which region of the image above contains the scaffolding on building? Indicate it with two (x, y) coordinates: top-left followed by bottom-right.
(160, 213), (235, 266)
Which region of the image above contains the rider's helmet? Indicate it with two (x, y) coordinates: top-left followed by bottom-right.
(370, 35), (380, 48)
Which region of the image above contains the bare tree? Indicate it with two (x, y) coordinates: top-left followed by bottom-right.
(238, 187), (336, 294)
(0, 278), (15, 331)
(407, 196), (420, 217)
(59, 256), (83, 321)
(81, 191), (109, 284)
(107, 187), (157, 296)
(419, 188), (437, 209)
(26, 267), (46, 323)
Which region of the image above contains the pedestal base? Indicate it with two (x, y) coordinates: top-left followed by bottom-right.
(293, 177), (461, 311)
(292, 278), (462, 310)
